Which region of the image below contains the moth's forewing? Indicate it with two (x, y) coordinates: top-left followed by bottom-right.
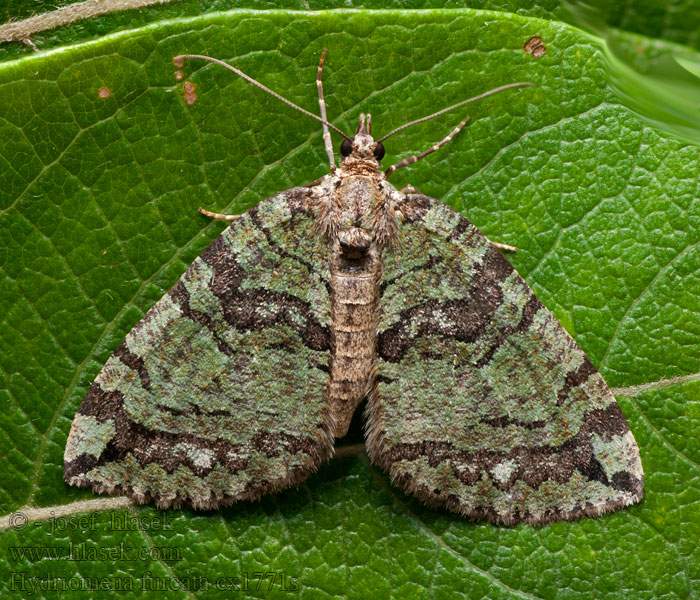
(367, 193), (643, 525)
(64, 188), (334, 509)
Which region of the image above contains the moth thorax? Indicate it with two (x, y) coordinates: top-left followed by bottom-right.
(338, 228), (373, 259)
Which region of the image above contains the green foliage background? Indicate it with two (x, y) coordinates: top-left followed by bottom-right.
(1, 2), (700, 598)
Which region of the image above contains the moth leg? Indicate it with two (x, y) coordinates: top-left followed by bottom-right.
(488, 239), (518, 253)
(198, 207), (242, 221)
(385, 116), (470, 177)
(317, 48), (336, 172)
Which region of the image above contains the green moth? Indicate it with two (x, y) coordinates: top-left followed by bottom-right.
(64, 51), (643, 525)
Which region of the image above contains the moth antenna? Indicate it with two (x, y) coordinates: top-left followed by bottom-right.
(376, 81), (534, 143)
(175, 54), (352, 141)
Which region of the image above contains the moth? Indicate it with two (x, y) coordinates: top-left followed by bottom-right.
(64, 51), (644, 525)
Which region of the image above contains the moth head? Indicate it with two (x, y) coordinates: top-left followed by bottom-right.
(339, 114), (386, 165)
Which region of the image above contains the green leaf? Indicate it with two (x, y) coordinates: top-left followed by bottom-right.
(4, 0), (699, 62)
(2, 8), (699, 599)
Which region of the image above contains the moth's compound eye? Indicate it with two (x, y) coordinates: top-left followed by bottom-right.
(340, 138), (353, 157)
(373, 142), (385, 161)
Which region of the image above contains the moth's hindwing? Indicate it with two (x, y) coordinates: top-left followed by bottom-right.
(64, 188), (333, 509)
(368, 193), (644, 525)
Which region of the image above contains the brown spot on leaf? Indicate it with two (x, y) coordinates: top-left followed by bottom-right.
(523, 36), (541, 52)
(523, 36), (546, 58)
(98, 87), (111, 99)
(174, 70), (183, 81)
(172, 55), (184, 68)
(183, 81), (197, 105)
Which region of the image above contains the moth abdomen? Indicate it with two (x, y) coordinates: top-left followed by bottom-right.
(327, 259), (381, 438)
